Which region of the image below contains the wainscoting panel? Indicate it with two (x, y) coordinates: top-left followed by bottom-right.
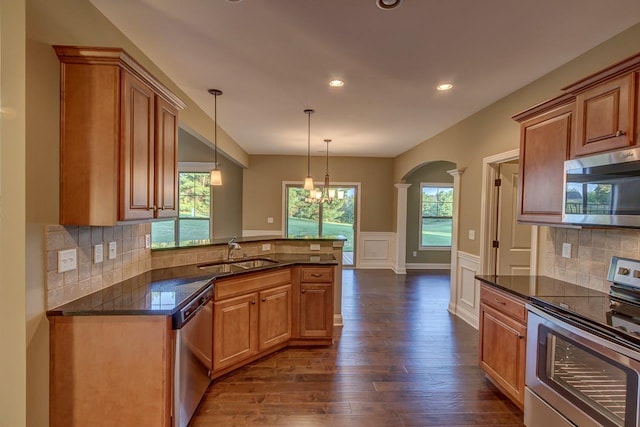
(452, 251), (481, 329)
(357, 232), (395, 269)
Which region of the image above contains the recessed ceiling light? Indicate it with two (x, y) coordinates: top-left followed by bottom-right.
(329, 79), (344, 87)
(437, 83), (453, 91)
(377, 0), (402, 10)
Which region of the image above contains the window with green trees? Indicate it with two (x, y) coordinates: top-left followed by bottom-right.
(420, 183), (453, 248)
(151, 172), (211, 247)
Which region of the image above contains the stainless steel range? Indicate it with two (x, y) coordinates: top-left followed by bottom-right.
(525, 256), (640, 427)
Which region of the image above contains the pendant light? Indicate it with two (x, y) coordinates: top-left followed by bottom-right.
(303, 109), (315, 190)
(208, 89), (223, 186)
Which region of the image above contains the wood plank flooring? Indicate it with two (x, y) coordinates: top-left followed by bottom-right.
(191, 269), (525, 426)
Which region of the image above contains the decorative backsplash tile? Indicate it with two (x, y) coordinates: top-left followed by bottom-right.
(542, 227), (640, 293)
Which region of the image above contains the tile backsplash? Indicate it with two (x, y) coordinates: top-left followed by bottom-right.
(45, 224), (152, 309)
(541, 227), (640, 293)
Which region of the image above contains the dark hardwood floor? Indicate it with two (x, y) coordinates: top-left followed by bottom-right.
(191, 269), (525, 426)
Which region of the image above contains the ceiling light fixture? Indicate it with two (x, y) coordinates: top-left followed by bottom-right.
(303, 109), (315, 191)
(437, 83), (454, 91)
(307, 139), (344, 204)
(329, 79), (344, 87)
(208, 89), (223, 186)
(376, 0), (402, 10)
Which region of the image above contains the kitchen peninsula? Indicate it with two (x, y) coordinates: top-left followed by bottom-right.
(46, 236), (344, 427)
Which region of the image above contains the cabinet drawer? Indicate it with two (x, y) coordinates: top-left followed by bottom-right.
(215, 269), (291, 300)
(480, 284), (526, 324)
(300, 267), (333, 283)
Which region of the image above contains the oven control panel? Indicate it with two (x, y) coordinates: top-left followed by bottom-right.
(608, 256), (640, 289)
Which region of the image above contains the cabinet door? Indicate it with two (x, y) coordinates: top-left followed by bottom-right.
(120, 70), (156, 220)
(258, 284), (292, 351)
(572, 74), (635, 157)
(479, 303), (526, 408)
(299, 283), (333, 338)
(154, 97), (178, 218)
(518, 104), (572, 223)
(213, 293), (258, 371)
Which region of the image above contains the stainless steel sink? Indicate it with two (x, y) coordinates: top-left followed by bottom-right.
(197, 258), (278, 273)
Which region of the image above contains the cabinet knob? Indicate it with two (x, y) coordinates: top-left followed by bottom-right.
(311, 273), (322, 277)
(301, 289), (306, 294)
(148, 205), (157, 211)
(616, 130), (626, 137)
(494, 298), (506, 305)
(261, 298), (267, 302)
(159, 206), (165, 210)
(251, 300), (256, 305)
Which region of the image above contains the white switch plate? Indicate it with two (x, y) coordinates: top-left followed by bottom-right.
(412, 251), (417, 257)
(310, 243), (321, 251)
(468, 230), (475, 240)
(267, 217), (274, 224)
(94, 244), (103, 264)
(108, 241), (117, 260)
(145, 234), (151, 249)
(262, 243), (271, 251)
(562, 242), (572, 259)
(58, 249), (77, 273)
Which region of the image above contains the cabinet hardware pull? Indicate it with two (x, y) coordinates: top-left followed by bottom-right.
(251, 300), (256, 305)
(301, 289), (306, 293)
(261, 298), (266, 302)
(148, 205), (157, 211)
(517, 335), (524, 339)
(494, 298), (506, 305)
(616, 130), (626, 137)
(311, 273), (322, 277)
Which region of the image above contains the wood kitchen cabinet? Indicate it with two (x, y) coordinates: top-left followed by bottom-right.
(49, 315), (172, 427)
(571, 73), (636, 157)
(298, 267), (334, 339)
(513, 97), (573, 224)
(55, 46), (184, 225)
(212, 269), (292, 376)
(479, 284), (527, 409)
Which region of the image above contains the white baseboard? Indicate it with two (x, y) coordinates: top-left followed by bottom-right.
(333, 314), (344, 327)
(406, 263), (451, 270)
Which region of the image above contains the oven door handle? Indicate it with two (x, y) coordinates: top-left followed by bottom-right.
(527, 303), (640, 363)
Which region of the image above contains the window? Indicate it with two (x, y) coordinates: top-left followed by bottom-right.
(420, 183), (453, 248)
(151, 171), (212, 248)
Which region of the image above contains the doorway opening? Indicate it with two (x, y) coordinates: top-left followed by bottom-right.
(284, 184), (357, 266)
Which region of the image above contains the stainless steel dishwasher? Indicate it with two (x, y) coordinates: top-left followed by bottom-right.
(173, 284), (213, 427)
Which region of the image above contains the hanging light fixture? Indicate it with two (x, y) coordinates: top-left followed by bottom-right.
(208, 89), (223, 186)
(306, 139), (344, 204)
(303, 109), (315, 190)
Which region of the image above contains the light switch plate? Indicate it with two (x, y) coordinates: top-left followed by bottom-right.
(262, 243), (271, 251)
(108, 241), (117, 260)
(310, 243), (321, 251)
(58, 249), (77, 273)
(94, 244), (103, 264)
(562, 242), (572, 259)
(145, 234), (151, 249)
(267, 217), (274, 224)
(468, 230), (475, 240)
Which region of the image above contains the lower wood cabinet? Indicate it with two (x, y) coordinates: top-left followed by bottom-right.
(479, 284), (527, 409)
(259, 284), (292, 350)
(300, 282), (333, 338)
(213, 293), (259, 371)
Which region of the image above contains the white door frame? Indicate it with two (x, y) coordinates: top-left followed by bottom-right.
(478, 149), (538, 276)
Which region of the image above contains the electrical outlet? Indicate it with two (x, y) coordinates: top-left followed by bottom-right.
(267, 217), (274, 224)
(108, 241), (117, 260)
(58, 249), (77, 273)
(94, 244), (103, 264)
(310, 243), (321, 251)
(468, 230), (475, 240)
(562, 242), (572, 259)
(262, 243), (271, 251)
(145, 234), (151, 249)
(412, 251), (417, 257)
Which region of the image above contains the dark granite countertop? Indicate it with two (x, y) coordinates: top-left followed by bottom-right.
(475, 275), (607, 300)
(152, 235), (347, 250)
(47, 253), (338, 319)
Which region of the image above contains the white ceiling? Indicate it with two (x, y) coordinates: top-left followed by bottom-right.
(90, 0), (640, 158)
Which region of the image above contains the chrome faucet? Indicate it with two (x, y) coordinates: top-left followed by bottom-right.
(227, 237), (242, 260)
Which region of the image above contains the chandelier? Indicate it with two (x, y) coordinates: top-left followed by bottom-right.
(306, 139), (344, 204)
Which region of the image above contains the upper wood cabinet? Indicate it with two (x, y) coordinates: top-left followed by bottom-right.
(55, 46), (185, 226)
(513, 97), (573, 224)
(571, 73), (636, 157)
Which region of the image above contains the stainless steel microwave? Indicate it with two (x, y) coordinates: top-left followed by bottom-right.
(563, 147), (640, 227)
